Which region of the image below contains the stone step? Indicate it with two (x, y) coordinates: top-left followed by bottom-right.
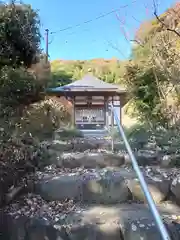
(49, 139), (112, 152)
(47, 144), (160, 167)
(34, 167), (178, 205)
(27, 134), (180, 240)
(54, 203), (180, 240)
(54, 152), (125, 168)
(54, 128), (112, 142)
(61, 151), (160, 167)
(3, 198), (180, 240)
(79, 128), (110, 136)
(53, 128), (113, 151)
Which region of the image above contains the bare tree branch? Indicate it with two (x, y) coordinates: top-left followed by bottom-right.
(115, 11), (145, 47)
(153, 0), (180, 38)
(106, 40), (127, 58)
(154, 11), (180, 37)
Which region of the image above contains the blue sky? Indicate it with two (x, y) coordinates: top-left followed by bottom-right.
(24, 0), (176, 60)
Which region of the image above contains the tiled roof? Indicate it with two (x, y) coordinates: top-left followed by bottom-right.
(66, 74), (118, 89)
(48, 74), (126, 92)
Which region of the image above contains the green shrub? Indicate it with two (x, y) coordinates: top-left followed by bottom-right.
(0, 66), (45, 111)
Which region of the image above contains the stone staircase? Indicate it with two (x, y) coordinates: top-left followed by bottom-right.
(2, 130), (180, 240)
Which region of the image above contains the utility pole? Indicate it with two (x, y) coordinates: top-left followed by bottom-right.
(45, 29), (49, 63)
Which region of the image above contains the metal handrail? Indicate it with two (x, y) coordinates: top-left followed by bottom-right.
(110, 105), (171, 240)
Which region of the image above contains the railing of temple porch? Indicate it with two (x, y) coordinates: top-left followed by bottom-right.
(110, 104), (171, 240)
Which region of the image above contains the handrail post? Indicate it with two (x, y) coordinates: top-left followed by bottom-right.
(111, 105), (171, 240)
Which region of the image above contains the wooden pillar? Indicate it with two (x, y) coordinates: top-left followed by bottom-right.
(72, 96), (75, 127)
(120, 101), (122, 125)
(112, 96), (114, 128)
(111, 96), (114, 152)
(104, 96), (108, 128)
(119, 95), (122, 125)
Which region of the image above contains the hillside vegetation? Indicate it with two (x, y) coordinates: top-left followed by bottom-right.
(50, 58), (128, 86)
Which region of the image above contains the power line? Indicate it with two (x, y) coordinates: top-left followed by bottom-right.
(50, 1), (137, 35)
(48, 12), (140, 47)
(45, 0), (146, 60)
